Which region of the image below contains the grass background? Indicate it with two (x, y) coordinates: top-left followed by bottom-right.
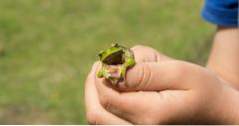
(0, 0), (214, 124)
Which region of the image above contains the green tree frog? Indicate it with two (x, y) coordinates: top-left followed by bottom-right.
(97, 43), (135, 85)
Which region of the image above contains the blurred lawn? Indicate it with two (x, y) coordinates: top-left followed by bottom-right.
(0, 0), (214, 124)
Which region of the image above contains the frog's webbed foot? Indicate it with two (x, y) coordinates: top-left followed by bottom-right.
(97, 68), (110, 78)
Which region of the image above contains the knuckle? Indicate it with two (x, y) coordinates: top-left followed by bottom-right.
(126, 63), (146, 89)
(137, 63), (151, 90)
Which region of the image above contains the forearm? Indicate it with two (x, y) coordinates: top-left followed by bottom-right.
(207, 27), (239, 89)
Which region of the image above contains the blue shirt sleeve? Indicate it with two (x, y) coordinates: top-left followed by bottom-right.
(201, 0), (238, 27)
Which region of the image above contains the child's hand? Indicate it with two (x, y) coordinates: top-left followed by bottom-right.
(85, 45), (239, 124)
(85, 45), (171, 124)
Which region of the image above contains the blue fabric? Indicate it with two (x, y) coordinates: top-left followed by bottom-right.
(201, 0), (238, 27)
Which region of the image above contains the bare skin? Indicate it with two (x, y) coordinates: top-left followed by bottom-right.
(207, 27), (239, 89)
(85, 27), (239, 124)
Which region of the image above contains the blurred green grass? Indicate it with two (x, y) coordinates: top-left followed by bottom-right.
(0, 0), (214, 124)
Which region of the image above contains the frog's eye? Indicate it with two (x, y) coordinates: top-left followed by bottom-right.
(98, 51), (104, 58)
(112, 43), (119, 47)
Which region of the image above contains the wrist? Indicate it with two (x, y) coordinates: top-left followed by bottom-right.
(207, 27), (239, 89)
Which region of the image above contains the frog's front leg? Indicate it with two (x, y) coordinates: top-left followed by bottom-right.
(119, 65), (127, 81)
(97, 64), (110, 78)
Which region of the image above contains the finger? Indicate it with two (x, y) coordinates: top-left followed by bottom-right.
(96, 75), (189, 124)
(131, 45), (172, 63)
(85, 62), (131, 124)
(117, 60), (197, 91)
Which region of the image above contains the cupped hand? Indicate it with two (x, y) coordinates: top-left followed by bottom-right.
(92, 45), (239, 124)
(85, 45), (172, 124)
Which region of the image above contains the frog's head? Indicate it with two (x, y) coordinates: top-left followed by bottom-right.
(98, 43), (124, 65)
